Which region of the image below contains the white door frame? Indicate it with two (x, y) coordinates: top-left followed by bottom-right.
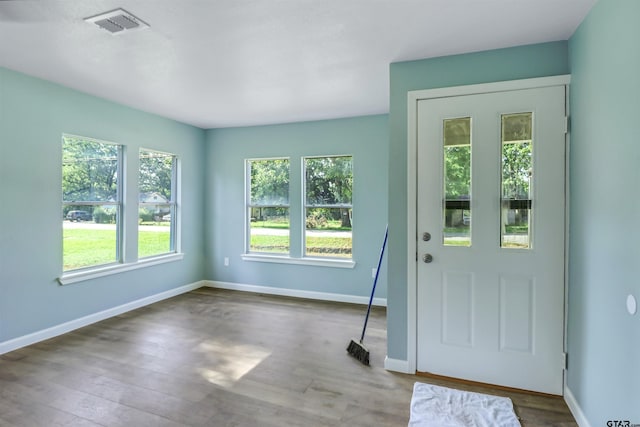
(405, 75), (571, 377)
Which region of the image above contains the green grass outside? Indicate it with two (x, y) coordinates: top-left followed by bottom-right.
(250, 233), (352, 257)
(63, 228), (170, 271)
(444, 225), (529, 234)
(443, 238), (471, 247)
(139, 221), (169, 226)
(63, 228), (117, 270)
(505, 225), (529, 234)
(250, 220), (290, 230)
(306, 236), (351, 257)
(251, 219), (351, 232)
(139, 229), (171, 258)
(442, 239), (528, 248)
(64, 223), (525, 270)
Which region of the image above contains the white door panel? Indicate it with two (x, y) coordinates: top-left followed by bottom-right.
(416, 86), (566, 395)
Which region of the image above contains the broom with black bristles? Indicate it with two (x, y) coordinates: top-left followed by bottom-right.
(347, 225), (388, 365)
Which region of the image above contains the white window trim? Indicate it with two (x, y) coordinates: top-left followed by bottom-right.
(241, 253), (355, 268)
(61, 139), (185, 285)
(58, 253), (184, 285)
(244, 155), (355, 266)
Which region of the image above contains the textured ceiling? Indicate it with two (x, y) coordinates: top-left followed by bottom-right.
(0, 0), (596, 128)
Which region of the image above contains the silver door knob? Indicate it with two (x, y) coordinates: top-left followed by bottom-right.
(422, 254), (433, 263)
(422, 232), (431, 241)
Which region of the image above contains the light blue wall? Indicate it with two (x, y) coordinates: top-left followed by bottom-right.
(387, 42), (570, 360)
(0, 67), (206, 343)
(568, 0), (640, 423)
(7, 18), (637, 423)
(204, 115), (389, 299)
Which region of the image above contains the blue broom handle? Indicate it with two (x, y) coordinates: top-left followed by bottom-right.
(360, 225), (388, 342)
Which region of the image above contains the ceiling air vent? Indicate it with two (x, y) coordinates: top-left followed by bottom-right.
(85, 8), (149, 34)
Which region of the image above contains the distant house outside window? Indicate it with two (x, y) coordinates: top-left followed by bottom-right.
(247, 158), (290, 254)
(62, 135), (123, 271)
(304, 156), (353, 258)
(139, 149), (178, 258)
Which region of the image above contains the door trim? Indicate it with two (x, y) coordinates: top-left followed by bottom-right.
(405, 75), (571, 375)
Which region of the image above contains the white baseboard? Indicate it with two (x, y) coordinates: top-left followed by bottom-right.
(564, 385), (592, 427)
(0, 281), (205, 356)
(205, 280), (387, 307)
(384, 356), (412, 373)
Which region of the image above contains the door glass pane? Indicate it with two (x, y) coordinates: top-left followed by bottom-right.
(443, 117), (471, 246)
(501, 113), (533, 249)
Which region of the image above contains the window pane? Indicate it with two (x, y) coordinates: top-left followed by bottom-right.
(305, 207), (352, 258)
(443, 117), (471, 247)
(139, 150), (176, 258)
(248, 158), (290, 254)
(501, 113), (533, 249)
(249, 207), (289, 253)
(62, 136), (119, 202)
(139, 204), (172, 257)
(305, 157), (352, 205)
(139, 151), (174, 201)
(304, 156), (353, 259)
(63, 204), (117, 270)
(62, 135), (121, 272)
(250, 159), (289, 205)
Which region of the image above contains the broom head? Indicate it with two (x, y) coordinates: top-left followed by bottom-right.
(347, 339), (370, 365)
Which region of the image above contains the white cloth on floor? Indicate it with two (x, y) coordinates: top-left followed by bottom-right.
(408, 382), (521, 427)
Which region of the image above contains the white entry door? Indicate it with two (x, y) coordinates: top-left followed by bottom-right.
(416, 85), (566, 395)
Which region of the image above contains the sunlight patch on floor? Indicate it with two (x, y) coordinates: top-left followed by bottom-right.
(195, 339), (271, 387)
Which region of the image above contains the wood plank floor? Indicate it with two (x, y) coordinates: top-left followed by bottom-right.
(0, 288), (577, 426)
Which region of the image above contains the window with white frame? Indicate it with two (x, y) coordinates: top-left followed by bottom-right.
(247, 158), (290, 254)
(62, 135), (122, 271)
(304, 155), (353, 258)
(138, 149), (178, 258)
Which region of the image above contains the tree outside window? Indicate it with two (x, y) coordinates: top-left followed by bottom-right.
(139, 149), (177, 258)
(247, 158), (290, 254)
(501, 112), (534, 248)
(304, 156), (353, 258)
(62, 135), (122, 271)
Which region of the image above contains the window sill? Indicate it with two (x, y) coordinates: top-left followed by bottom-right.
(241, 254), (355, 269)
(58, 253), (184, 286)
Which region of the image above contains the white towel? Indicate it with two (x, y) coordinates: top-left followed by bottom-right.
(409, 382), (521, 427)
